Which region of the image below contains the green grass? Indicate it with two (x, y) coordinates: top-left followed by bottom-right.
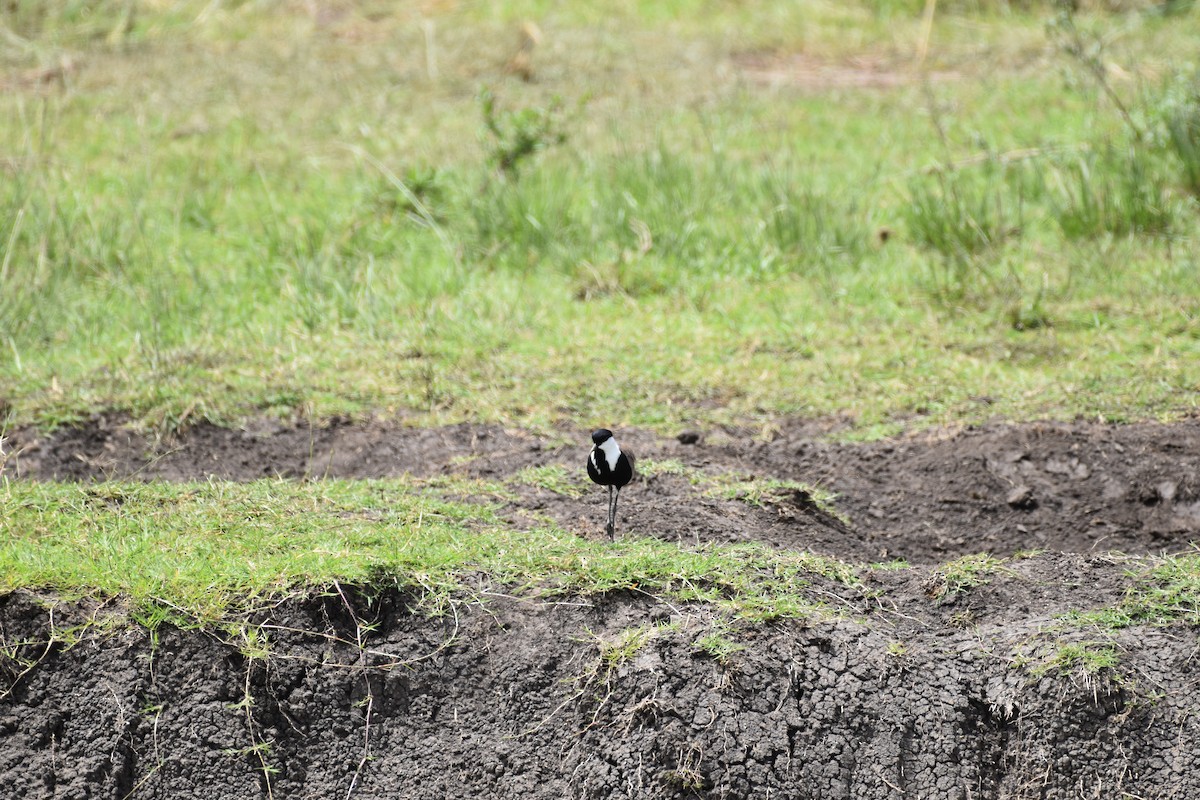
(0, 478), (860, 624)
(512, 464), (587, 498)
(636, 458), (690, 478)
(1034, 642), (1122, 680)
(694, 626), (748, 665)
(1026, 641), (1126, 697)
(1161, 71), (1200, 194)
(5, 476), (1200, 633)
(1046, 145), (1178, 239)
(903, 159), (1028, 273)
(0, 2), (1198, 436)
(1070, 553), (1200, 629)
(703, 475), (844, 519)
(925, 553), (1009, 602)
(593, 624), (657, 671)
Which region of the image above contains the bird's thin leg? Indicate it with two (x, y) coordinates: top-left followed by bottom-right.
(611, 488), (621, 539)
(606, 485), (615, 540)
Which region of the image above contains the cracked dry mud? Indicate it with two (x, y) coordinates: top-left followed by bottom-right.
(4, 417), (1200, 798)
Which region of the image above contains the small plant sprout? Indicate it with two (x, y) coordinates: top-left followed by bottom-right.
(924, 554), (1008, 603)
(695, 626), (746, 666)
(479, 89), (571, 181)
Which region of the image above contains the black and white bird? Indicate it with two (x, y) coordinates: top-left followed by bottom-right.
(586, 428), (635, 540)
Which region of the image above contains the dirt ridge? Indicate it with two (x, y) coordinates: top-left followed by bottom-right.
(9, 416), (1200, 561)
(1, 585), (1197, 799)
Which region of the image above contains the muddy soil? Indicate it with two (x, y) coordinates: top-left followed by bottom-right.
(10, 416), (1200, 562)
(5, 417), (1200, 798)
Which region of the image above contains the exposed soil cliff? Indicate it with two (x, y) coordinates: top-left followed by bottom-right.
(4, 418), (1200, 798)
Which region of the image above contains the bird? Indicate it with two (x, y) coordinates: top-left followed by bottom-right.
(586, 428), (635, 540)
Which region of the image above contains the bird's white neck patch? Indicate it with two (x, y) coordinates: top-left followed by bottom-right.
(598, 437), (621, 471)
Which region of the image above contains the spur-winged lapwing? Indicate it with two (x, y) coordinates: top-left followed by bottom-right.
(586, 428), (635, 539)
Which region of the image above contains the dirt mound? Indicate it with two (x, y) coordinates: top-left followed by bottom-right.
(1, 578), (1197, 800)
(10, 416), (1200, 562)
(727, 419), (1200, 560)
(6, 419), (1200, 797)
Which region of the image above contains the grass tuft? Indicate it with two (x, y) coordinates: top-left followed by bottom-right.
(594, 625), (656, 671)
(907, 162), (1024, 258)
(924, 554), (1008, 603)
(694, 625), (747, 666)
(1160, 72), (1200, 195)
(1034, 642), (1121, 680)
(1030, 641), (1126, 698)
(703, 474), (846, 523)
(636, 458), (690, 479)
(1072, 553), (1200, 630)
(1047, 146), (1177, 239)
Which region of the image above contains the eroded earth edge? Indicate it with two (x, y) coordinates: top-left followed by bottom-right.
(3, 417), (1200, 798)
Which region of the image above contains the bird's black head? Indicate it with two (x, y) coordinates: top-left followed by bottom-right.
(591, 429), (614, 445)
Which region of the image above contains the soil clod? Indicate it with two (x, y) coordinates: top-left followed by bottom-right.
(1007, 484), (1036, 509)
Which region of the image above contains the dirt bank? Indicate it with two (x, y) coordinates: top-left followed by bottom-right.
(4, 418), (1200, 798)
(1, 574), (1197, 800)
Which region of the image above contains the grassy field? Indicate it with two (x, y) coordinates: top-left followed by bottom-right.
(2, 1), (1200, 624)
(2, 0), (1197, 435)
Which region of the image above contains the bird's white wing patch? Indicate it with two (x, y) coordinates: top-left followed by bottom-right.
(589, 450), (598, 471)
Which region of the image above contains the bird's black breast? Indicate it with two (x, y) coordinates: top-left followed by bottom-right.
(611, 452), (634, 488)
